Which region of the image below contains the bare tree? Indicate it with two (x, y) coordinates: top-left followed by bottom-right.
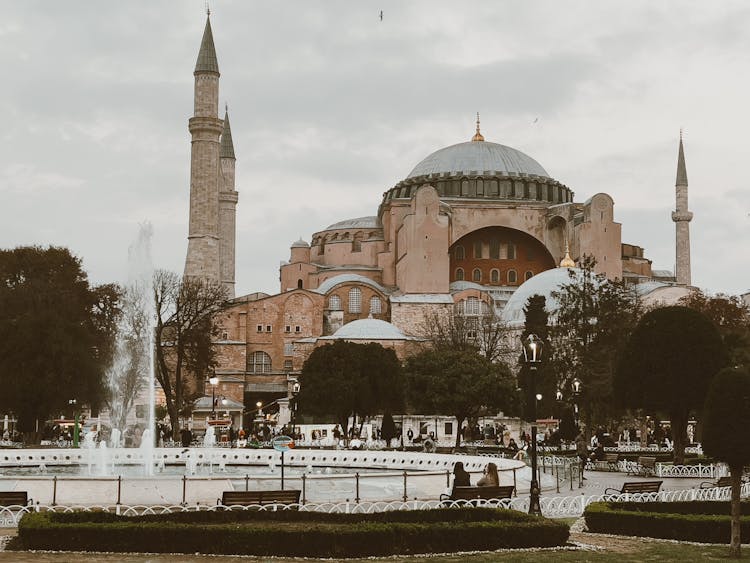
(153, 271), (227, 438)
(105, 284), (150, 432)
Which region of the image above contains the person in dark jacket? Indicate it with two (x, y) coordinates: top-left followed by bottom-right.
(452, 461), (471, 487)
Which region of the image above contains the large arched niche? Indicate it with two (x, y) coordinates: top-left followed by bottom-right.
(449, 226), (555, 287)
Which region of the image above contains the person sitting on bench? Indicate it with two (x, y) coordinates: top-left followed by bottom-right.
(477, 462), (499, 487)
(452, 461), (471, 487)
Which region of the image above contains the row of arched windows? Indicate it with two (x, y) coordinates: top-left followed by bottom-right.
(328, 288), (383, 314)
(455, 268), (533, 284)
(454, 242), (518, 260)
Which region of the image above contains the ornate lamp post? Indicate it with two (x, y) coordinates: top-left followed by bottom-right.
(572, 378), (582, 429)
(207, 373), (219, 419)
(522, 333), (544, 516)
(291, 381), (301, 438)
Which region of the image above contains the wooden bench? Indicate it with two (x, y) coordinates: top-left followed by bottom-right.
(604, 480), (662, 496)
(605, 453), (620, 471)
(626, 456), (656, 477)
(0, 491), (31, 507)
(220, 489), (301, 507)
(439, 485), (515, 502)
(700, 476), (732, 489)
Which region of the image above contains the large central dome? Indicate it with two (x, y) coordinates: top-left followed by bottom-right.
(407, 140), (549, 179)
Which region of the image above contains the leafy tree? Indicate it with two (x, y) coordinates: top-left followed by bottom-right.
(297, 341), (403, 440)
(702, 366), (750, 558)
(680, 290), (750, 368)
(517, 295), (557, 421)
(551, 256), (642, 430)
(615, 306), (726, 464)
(0, 246), (119, 440)
(404, 349), (516, 448)
(153, 270), (227, 438)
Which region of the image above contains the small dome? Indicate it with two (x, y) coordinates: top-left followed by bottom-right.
(291, 238), (309, 248)
(407, 141), (549, 179)
(324, 216), (381, 231)
(501, 267), (588, 326)
(326, 318), (409, 340)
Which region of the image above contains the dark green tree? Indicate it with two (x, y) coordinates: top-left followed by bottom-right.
(702, 366), (750, 558)
(551, 256), (642, 430)
(297, 341), (403, 440)
(615, 306), (726, 464)
(0, 246), (119, 440)
(404, 349), (515, 448)
(517, 295), (556, 421)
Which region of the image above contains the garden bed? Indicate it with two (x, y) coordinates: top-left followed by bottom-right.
(16, 507), (569, 557)
(585, 501), (750, 543)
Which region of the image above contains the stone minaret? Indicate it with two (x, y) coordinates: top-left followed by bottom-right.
(184, 15), (223, 284)
(671, 132), (693, 286)
(219, 107), (238, 298)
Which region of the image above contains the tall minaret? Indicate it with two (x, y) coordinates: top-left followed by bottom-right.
(671, 131), (693, 286)
(184, 14), (223, 284)
(219, 107), (238, 298)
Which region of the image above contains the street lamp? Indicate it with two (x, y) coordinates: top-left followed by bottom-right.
(68, 399), (79, 447)
(521, 333), (544, 516)
(572, 378), (582, 429)
(207, 373), (219, 419)
(291, 381), (301, 439)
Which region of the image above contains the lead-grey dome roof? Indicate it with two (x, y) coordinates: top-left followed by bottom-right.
(407, 141), (549, 179)
(323, 318), (410, 340)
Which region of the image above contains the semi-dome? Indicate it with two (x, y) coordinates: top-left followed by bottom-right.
(501, 267), (587, 326)
(407, 141), (549, 180)
(323, 318), (409, 340)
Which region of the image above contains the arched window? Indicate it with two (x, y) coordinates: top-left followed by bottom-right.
(370, 296), (382, 314)
(490, 238), (500, 259)
(454, 245), (465, 260)
(248, 351), (272, 373)
(507, 270), (517, 284)
(352, 232), (363, 252)
(348, 287), (362, 313)
(297, 279), (303, 289)
(490, 269), (500, 284)
(455, 268), (464, 281)
(507, 244), (516, 260)
(459, 297), (482, 316)
(328, 295), (341, 311)
(472, 268), (482, 282)
(525, 270), (534, 281)
(473, 241), (483, 259)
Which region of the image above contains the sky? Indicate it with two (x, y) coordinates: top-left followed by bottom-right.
(1, 1), (748, 297)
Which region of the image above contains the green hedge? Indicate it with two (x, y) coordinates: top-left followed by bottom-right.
(17, 507), (569, 557)
(585, 501), (750, 543)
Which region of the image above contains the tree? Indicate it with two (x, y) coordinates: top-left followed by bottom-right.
(0, 246), (118, 440)
(297, 341), (403, 440)
(517, 295), (557, 422)
(680, 291), (750, 368)
(702, 366), (750, 558)
(615, 306), (726, 464)
(153, 270), (227, 438)
(105, 283), (150, 432)
(404, 348), (516, 448)
(551, 256), (642, 429)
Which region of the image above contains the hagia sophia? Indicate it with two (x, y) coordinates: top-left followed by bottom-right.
(182, 16), (693, 429)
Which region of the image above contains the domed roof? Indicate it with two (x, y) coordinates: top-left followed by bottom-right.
(324, 216), (381, 231)
(291, 238), (309, 248)
(501, 267), (588, 326)
(324, 318), (409, 340)
(407, 141), (549, 179)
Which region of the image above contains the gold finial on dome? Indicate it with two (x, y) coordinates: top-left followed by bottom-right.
(471, 112), (485, 142)
(559, 239), (576, 268)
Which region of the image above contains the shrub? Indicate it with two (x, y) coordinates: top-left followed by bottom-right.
(17, 507), (568, 557)
(585, 501), (750, 543)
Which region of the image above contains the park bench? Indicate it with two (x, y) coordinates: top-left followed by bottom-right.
(626, 456), (656, 477)
(0, 491), (31, 507)
(605, 453), (620, 471)
(439, 485), (515, 502)
(604, 480), (662, 496)
(219, 489), (301, 507)
(700, 476), (732, 489)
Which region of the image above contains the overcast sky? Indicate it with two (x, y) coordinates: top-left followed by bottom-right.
(1, 1), (748, 297)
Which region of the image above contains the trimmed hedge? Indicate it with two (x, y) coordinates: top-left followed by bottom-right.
(17, 507), (569, 557)
(585, 501), (750, 544)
